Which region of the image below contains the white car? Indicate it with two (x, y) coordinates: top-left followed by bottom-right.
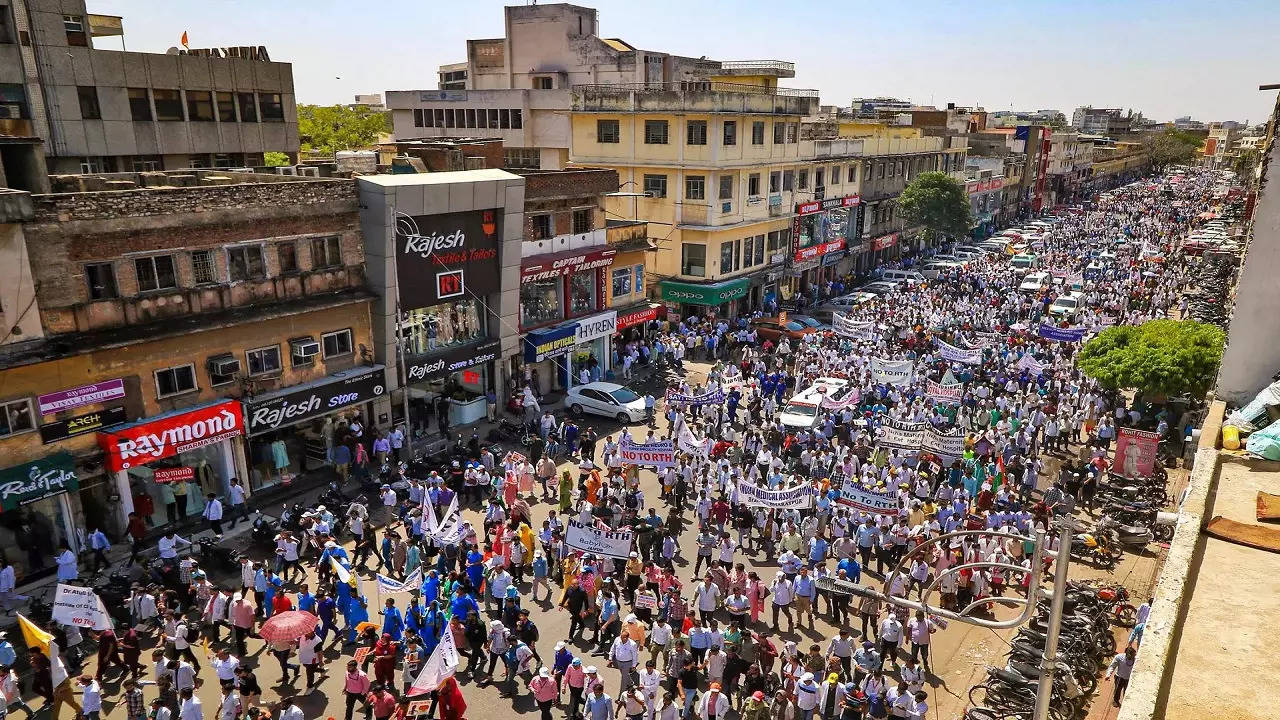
(1019, 271), (1050, 293)
(565, 382), (646, 423)
(920, 261), (961, 279)
(1048, 293), (1083, 319)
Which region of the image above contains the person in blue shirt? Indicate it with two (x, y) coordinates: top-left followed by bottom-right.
(404, 597), (426, 636)
(263, 575), (282, 619)
(0, 634), (16, 667)
(837, 555), (861, 585)
(466, 549), (485, 590)
(450, 586), (480, 623)
(253, 566), (269, 617)
(345, 595), (369, 645)
(316, 591), (339, 648)
(381, 597), (405, 641)
(296, 585), (316, 613)
(807, 536), (828, 568)
(423, 569), (441, 607)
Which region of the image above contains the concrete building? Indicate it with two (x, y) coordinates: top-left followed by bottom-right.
(1084, 138), (1150, 189)
(385, 2), (797, 171)
(1071, 106), (1135, 135)
(1044, 130), (1092, 207)
(1204, 122), (1242, 168)
(0, 0), (298, 174)
(967, 125), (1053, 217)
(988, 109), (1066, 128)
(0, 169), (374, 575)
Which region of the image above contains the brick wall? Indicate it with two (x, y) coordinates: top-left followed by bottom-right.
(33, 178), (357, 222)
(522, 168), (618, 200)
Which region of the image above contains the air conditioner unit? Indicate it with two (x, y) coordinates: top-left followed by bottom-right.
(275, 166), (297, 176)
(290, 338), (321, 358)
(0, 105), (21, 119)
(296, 166), (319, 177)
(207, 354), (241, 376)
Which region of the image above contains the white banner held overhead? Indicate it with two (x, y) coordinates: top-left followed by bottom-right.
(408, 613), (459, 695)
(376, 567), (423, 595)
(677, 424), (712, 458)
(736, 479), (813, 509)
(937, 339), (983, 365)
(837, 482), (899, 514)
(833, 312), (875, 340)
(51, 584), (112, 630)
(922, 427), (966, 458)
(926, 380), (963, 405)
(1016, 353), (1046, 374)
(618, 436), (677, 468)
(565, 519), (634, 560)
(870, 358), (914, 386)
(880, 418), (926, 450)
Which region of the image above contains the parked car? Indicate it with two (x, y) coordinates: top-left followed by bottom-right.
(857, 280), (901, 294)
(879, 269), (926, 285)
(789, 314), (828, 330)
(920, 260), (961, 280)
(565, 382), (647, 423)
(751, 316), (820, 343)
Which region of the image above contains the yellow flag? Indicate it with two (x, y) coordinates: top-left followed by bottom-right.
(17, 614), (50, 653)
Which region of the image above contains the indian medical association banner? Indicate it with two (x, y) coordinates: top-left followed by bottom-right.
(618, 436), (677, 468)
(1038, 324), (1087, 342)
(937, 339), (983, 365)
(736, 479), (813, 509)
(870, 358), (914, 386)
(565, 519), (635, 559)
(833, 312), (875, 340)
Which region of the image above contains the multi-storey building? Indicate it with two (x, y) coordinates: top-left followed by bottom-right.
(0, 0), (298, 173)
(1204, 122), (1242, 168)
(1045, 130), (1092, 207)
(1071, 107), (1133, 136)
(968, 125), (1053, 217)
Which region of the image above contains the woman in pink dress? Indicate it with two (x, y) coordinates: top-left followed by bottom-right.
(503, 470), (520, 508)
(746, 570), (767, 624)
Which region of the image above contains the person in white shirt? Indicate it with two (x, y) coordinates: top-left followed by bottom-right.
(276, 697), (306, 720)
(298, 630), (323, 687)
(179, 687), (203, 720)
(0, 560), (25, 612)
(609, 635), (639, 694)
(693, 577), (721, 623)
(211, 649), (240, 687)
(217, 683), (239, 720)
(78, 675), (102, 719)
(54, 543), (78, 582)
(157, 533), (191, 560)
(203, 494), (224, 535)
(227, 479), (249, 529)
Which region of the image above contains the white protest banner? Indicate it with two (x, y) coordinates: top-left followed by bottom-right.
(376, 567), (423, 595)
(837, 482), (899, 514)
(429, 495), (465, 545)
(1016, 353), (1046, 374)
(634, 592), (657, 610)
(736, 479), (813, 509)
(870, 358), (914, 386)
(937, 339), (983, 365)
(565, 519), (635, 560)
(618, 436), (677, 468)
(972, 332), (1001, 348)
(880, 418), (926, 450)
(833, 312), (875, 340)
(926, 380), (963, 405)
(408, 615), (459, 695)
(922, 427), (966, 458)
(51, 584), (112, 630)
(721, 365), (743, 384)
(665, 388), (725, 406)
(677, 424), (711, 457)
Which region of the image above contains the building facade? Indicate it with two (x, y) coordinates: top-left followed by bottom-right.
(0, 0), (298, 173)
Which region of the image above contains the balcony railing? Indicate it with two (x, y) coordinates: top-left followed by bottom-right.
(573, 82), (819, 116)
(574, 81), (818, 98)
(718, 60), (796, 74)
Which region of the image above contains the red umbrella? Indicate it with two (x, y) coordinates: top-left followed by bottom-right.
(259, 611), (319, 642)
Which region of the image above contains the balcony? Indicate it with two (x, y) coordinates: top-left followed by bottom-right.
(679, 202), (712, 226)
(716, 60), (796, 78)
(572, 82), (819, 116)
(813, 138), (865, 158)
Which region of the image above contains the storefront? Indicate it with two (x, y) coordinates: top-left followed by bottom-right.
(402, 339), (501, 431)
(0, 452), (81, 577)
(570, 310), (616, 384)
(520, 247), (615, 330)
(870, 232), (900, 266)
(659, 277), (750, 319)
(241, 366), (386, 490)
(524, 323), (578, 396)
(99, 399), (245, 531)
(791, 195), (859, 294)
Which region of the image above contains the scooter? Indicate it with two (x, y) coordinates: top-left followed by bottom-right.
(1070, 531), (1121, 569)
(251, 510), (277, 547)
(196, 536), (241, 573)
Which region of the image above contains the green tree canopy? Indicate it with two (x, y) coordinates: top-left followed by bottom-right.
(897, 171), (974, 241)
(1077, 318), (1225, 398)
(297, 104), (390, 155)
(1141, 129), (1201, 172)
(263, 151), (291, 167)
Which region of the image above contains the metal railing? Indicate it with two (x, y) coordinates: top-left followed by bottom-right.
(572, 81), (819, 98)
(718, 60), (796, 73)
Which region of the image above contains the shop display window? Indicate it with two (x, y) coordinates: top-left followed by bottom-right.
(569, 269), (598, 315)
(521, 277), (562, 328)
(404, 298), (485, 354)
(126, 443), (226, 529)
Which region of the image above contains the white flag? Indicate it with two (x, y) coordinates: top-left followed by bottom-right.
(376, 567), (423, 595)
(408, 619), (459, 695)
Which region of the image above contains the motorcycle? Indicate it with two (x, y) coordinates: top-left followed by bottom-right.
(280, 503), (305, 532)
(1097, 516), (1160, 548)
(1070, 531), (1121, 569)
(251, 511), (277, 547)
(1096, 584), (1138, 627)
(196, 536), (241, 573)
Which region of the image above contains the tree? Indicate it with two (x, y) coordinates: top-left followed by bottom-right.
(297, 104), (390, 155)
(1141, 129), (1200, 172)
(1077, 318), (1225, 398)
(263, 151), (291, 167)
(897, 171), (973, 242)
(1231, 147), (1260, 178)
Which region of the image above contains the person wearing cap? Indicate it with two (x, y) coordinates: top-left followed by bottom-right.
(817, 672), (846, 720)
(530, 667), (560, 720)
(740, 690), (769, 720)
(794, 672), (820, 720)
(565, 657), (588, 718)
(696, 681), (730, 720)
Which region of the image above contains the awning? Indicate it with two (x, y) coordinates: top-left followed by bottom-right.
(659, 277), (749, 306)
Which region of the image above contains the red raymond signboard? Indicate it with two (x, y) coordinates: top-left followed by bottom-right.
(99, 400), (244, 472)
(152, 467), (195, 484)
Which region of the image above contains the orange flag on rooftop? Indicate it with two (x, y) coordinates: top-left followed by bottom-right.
(180, 31), (189, 48)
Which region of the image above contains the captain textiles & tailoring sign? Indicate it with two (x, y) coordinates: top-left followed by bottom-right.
(99, 400), (244, 472)
(0, 451), (79, 511)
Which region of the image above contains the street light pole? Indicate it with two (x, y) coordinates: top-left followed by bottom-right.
(1034, 521), (1079, 720)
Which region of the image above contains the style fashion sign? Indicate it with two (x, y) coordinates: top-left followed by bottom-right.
(616, 305), (661, 331)
(243, 366), (385, 436)
(407, 339), (501, 383)
(37, 379), (126, 416)
(736, 479), (813, 509)
(521, 247), (616, 282)
(396, 209), (502, 311)
(837, 483), (899, 514)
(1038, 324), (1087, 342)
(51, 584), (112, 630)
(937, 339), (983, 365)
(99, 400), (244, 472)
(617, 436), (676, 468)
(565, 519), (635, 560)
(870, 358), (914, 386)
(0, 451), (79, 511)
(38, 405), (127, 444)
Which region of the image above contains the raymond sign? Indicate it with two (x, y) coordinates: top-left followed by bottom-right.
(871, 233), (899, 252)
(99, 400), (244, 472)
(152, 467), (195, 484)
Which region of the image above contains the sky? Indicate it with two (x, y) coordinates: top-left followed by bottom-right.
(94, 0), (1280, 125)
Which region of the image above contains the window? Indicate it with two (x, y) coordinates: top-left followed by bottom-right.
(78, 157), (103, 173)
(611, 267), (633, 298)
(216, 92), (236, 122)
(277, 242), (297, 274)
(748, 173), (761, 196)
(63, 14), (86, 46)
(322, 329), (354, 358)
(504, 148), (540, 169)
(681, 243), (706, 277)
(153, 89), (183, 121)
(511, 109), (522, 128)
(572, 208), (593, 234)
(831, 166), (841, 184)
(76, 86), (100, 119)
(720, 241), (736, 272)
(849, 164), (858, 183)
(769, 172), (780, 194)
(228, 245), (266, 281)
(887, 161), (895, 178)
(85, 263), (117, 300)
(0, 3), (12, 44)
(310, 236), (341, 269)
(634, 265), (644, 294)
(126, 88), (152, 121)
(767, 230), (788, 252)
(743, 235), (756, 268)
(208, 357), (236, 387)
(191, 250), (216, 284)
(533, 76), (553, 90)
(520, 277), (562, 327)
(718, 174), (734, 201)
(643, 174), (667, 198)
(135, 255), (177, 292)
(597, 119), (620, 143)
(644, 120), (668, 144)
(686, 120), (707, 146)
(815, 169), (824, 189)
(0, 398), (33, 438)
(259, 93), (284, 121)
(897, 160), (905, 176)
(878, 163), (886, 179)
(753, 234), (765, 265)
(155, 365), (197, 398)
(246, 346), (282, 376)
(786, 123), (798, 143)
(413, 109), (424, 127)
(751, 121), (765, 145)
(186, 90), (214, 121)
(685, 175), (705, 200)
(0, 83), (26, 119)
(237, 93), (258, 122)
(774, 121), (786, 144)
(782, 170), (794, 192)
(722, 120), (737, 146)
(568, 270), (597, 314)
(798, 170), (808, 190)
(531, 214), (553, 240)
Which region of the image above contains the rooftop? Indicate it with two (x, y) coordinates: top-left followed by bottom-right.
(572, 81), (819, 115)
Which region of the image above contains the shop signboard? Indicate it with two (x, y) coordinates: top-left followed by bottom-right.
(521, 248), (617, 282)
(871, 233), (899, 252)
(795, 239), (846, 263)
(407, 339), (501, 383)
(99, 400), (244, 472)
(39, 405), (128, 444)
(616, 305), (661, 332)
(37, 379), (126, 415)
(0, 451), (79, 511)
(659, 278), (748, 306)
(152, 467), (195, 484)
(243, 366), (387, 435)
(792, 195), (859, 262)
(395, 209), (502, 311)
(575, 311), (617, 344)
(525, 324), (579, 362)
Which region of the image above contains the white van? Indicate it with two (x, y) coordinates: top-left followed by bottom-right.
(1019, 271), (1050, 293)
(779, 377), (854, 429)
(879, 269), (925, 285)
